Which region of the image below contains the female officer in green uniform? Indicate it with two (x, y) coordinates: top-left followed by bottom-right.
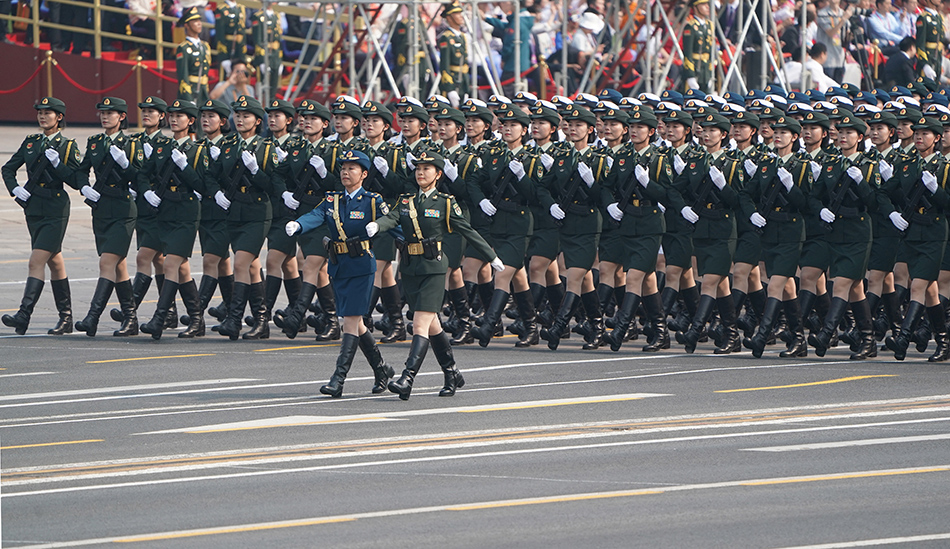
(808, 113), (881, 359)
(2, 97), (81, 335)
(739, 115), (813, 358)
(206, 96), (280, 340)
(467, 106), (544, 348)
(368, 152), (502, 401)
(538, 106), (612, 350)
(885, 115), (950, 361)
(602, 108), (685, 352)
(673, 111), (746, 354)
(286, 150), (395, 397)
(73, 97), (143, 337)
(137, 100), (209, 340)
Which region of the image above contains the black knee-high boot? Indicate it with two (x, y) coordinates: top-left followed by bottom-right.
(581, 291), (605, 350)
(447, 287), (474, 345)
(715, 295), (741, 354)
(155, 275), (178, 329)
(358, 331), (394, 393)
(111, 272), (152, 322)
(605, 292), (640, 352)
(48, 278), (72, 335)
(927, 303), (949, 362)
(113, 278), (139, 337)
(321, 333), (359, 398)
(671, 284), (700, 332)
(539, 282), (565, 328)
(885, 300), (924, 361)
(472, 289), (508, 347)
(364, 286), (380, 333)
(274, 282), (316, 339)
(76, 278), (115, 337)
(379, 284), (406, 343)
(216, 282), (249, 341)
(882, 291), (902, 339)
(541, 292), (580, 350)
(388, 335), (430, 400)
(676, 294), (715, 354)
(314, 285), (341, 341)
(208, 274), (234, 321)
(850, 298), (877, 360)
(642, 292), (670, 352)
(513, 290), (539, 347)
(744, 297), (782, 358)
(139, 280), (178, 340)
(430, 331), (464, 396)
(243, 280), (274, 340)
(177, 279), (205, 338)
(3, 277), (44, 335)
(780, 298), (808, 358)
(808, 297), (850, 357)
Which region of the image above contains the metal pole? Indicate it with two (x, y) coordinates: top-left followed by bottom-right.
(800, 0), (810, 90)
(155, 0), (164, 71)
(284, 5), (321, 102)
(262, 1), (271, 106)
(93, 0), (102, 59)
(349, 2), (357, 96)
(513, 0), (521, 93)
(645, 0), (652, 93)
(561, 0), (568, 93)
(760, 0), (767, 89)
(45, 51), (53, 97)
(135, 56), (143, 128)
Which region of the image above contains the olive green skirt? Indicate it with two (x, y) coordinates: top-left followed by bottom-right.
(229, 219), (271, 255)
(401, 272), (447, 313)
(93, 216), (135, 257)
(26, 214), (68, 254)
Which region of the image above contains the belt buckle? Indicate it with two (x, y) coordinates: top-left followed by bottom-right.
(239, 186), (247, 193)
(169, 186), (177, 192)
(919, 207), (926, 214)
(706, 203), (714, 209)
(632, 199), (639, 207)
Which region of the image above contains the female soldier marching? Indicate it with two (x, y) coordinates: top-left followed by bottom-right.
(2, 97), (81, 335)
(367, 152), (503, 401)
(286, 150), (395, 397)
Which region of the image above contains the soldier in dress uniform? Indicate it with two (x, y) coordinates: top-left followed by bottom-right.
(2, 97), (81, 336)
(252, 6), (283, 97)
(205, 97), (280, 340)
(213, 0), (247, 69)
(438, 0), (469, 107)
(739, 115), (813, 358)
(368, 152), (502, 400)
(331, 96), (369, 150)
(137, 100), (209, 340)
(73, 97), (143, 338)
(681, 0), (714, 92)
(286, 151), (396, 397)
(176, 7), (212, 104)
(593, 104), (629, 321)
(916, 0), (944, 81)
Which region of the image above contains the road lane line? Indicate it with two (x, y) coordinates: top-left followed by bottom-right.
(0, 439), (103, 450)
(0, 379), (257, 402)
(775, 532), (950, 548)
(716, 375), (897, 393)
(0, 371), (55, 378)
(86, 354), (215, 364)
(744, 433), (950, 452)
(11, 466), (950, 547)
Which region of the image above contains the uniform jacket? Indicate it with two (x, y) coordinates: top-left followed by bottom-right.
(468, 143), (542, 235)
(601, 142), (683, 236)
(538, 144), (610, 235)
(205, 134), (279, 222)
(176, 38), (211, 102)
(811, 151), (880, 244)
(271, 136), (344, 214)
(887, 151), (950, 241)
(137, 136), (209, 222)
(672, 147), (744, 239)
(76, 131), (143, 219)
(739, 151), (812, 243)
(2, 131), (81, 217)
(213, 2), (246, 59)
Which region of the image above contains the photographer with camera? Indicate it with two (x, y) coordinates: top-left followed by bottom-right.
(210, 58), (255, 106)
(817, 0), (855, 83)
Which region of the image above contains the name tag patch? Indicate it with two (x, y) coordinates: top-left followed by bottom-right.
(349, 211), (365, 219)
(424, 209), (441, 218)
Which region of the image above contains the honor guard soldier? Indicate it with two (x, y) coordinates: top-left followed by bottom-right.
(885, 116), (950, 361)
(252, 5), (283, 96)
(74, 97), (143, 338)
(286, 151), (396, 397)
(368, 152), (502, 400)
(807, 113), (880, 359)
(602, 108), (685, 353)
(176, 7), (212, 104)
(213, 0), (247, 69)
(538, 106), (612, 350)
(137, 100), (209, 340)
(2, 97), (81, 336)
(916, 0), (944, 81)
(438, 0), (469, 107)
(739, 115), (813, 358)
(682, 0), (714, 92)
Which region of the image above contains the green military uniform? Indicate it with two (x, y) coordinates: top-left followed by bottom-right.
(213, 1), (247, 65)
(661, 110), (702, 269)
(176, 37), (211, 104)
(438, 27), (469, 98)
(132, 124), (174, 251)
(252, 9), (283, 95)
(916, 8), (944, 82)
(732, 111), (767, 267)
(197, 99), (237, 258)
(2, 126), (81, 253)
(441, 142), (479, 269)
(681, 3), (713, 92)
(798, 112), (836, 273)
(865, 113), (908, 274)
(76, 130), (142, 256)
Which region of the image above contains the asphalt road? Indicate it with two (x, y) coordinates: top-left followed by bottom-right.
(1, 125), (950, 548)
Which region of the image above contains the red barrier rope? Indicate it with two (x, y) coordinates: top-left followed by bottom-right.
(0, 63), (43, 95)
(54, 63), (134, 94)
(145, 66), (177, 83)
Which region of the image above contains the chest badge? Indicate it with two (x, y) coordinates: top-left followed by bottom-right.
(350, 211), (365, 219)
(424, 208), (441, 218)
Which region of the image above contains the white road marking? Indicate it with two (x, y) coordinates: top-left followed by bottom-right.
(774, 532), (950, 548)
(745, 433), (950, 452)
(0, 371), (55, 378)
(9, 467), (950, 548)
(0, 379), (257, 403)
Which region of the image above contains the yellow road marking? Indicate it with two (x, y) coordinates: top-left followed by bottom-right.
(115, 518), (355, 542)
(0, 439), (102, 450)
(448, 490), (666, 511)
(741, 466), (950, 486)
(716, 375), (897, 393)
(459, 396), (646, 413)
(86, 354), (215, 364)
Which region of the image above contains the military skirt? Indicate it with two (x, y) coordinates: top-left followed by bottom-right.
(598, 226), (627, 265)
(759, 219), (804, 278)
(24, 192), (70, 254)
(733, 223), (762, 265)
(227, 199), (272, 255)
(332, 271), (375, 317)
(135, 194), (163, 250)
(559, 210), (602, 270)
(401, 272), (446, 313)
(156, 196), (200, 258)
(487, 207), (532, 269)
(827, 218), (871, 280)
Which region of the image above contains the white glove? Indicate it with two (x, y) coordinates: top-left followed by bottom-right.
(820, 207), (836, 224)
(923, 171), (938, 194)
(373, 156), (389, 178)
(209, 145), (220, 160)
(744, 159), (757, 177)
(635, 164), (649, 187)
(310, 154), (327, 178)
(509, 159), (526, 180)
(846, 165), (863, 184)
(109, 145), (129, 169)
(607, 202), (623, 221)
(282, 191), (300, 210)
(406, 152), (416, 171)
(285, 221), (301, 236)
(811, 161), (821, 181)
(214, 190), (231, 210)
(777, 167), (793, 191)
(750, 212), (767, 228)
(80, 185), (100, 202)
(365, 221), (379, 237)
(490, 257), (505, 271)
(686, 77), (700, 89)
(709, 165), (726, 190)
(242, 150), (259, 175)
(447, 89), (461, 107)
(681, 206), (699, 224)
(443, 159), (459, 181)
(889, 211), (909, 231)
(479, 198), (497, 216)
(275, 147), (288, 163)
(11, 186), (30, 202)
(674, 154), (686, 175)
(171, 148), (187, 171)
(879, 160), (893, 181)
(143, 142), (153, 159)
(144, 189), (162, 208)
(658, 202), (666, 213)
(129, 188), (137, 200)
(924, 63), (937, 80)
(550, 203), (566, 220)
(45, 147), (60, 168)
(193, 190), (202, 201)
(578, 162), (594, 187)
(540, 153), (554, 170)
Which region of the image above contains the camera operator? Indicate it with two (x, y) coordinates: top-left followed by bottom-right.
(817, 0), (855, 82)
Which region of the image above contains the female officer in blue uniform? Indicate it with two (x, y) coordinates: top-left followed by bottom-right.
(286, 151), (395, 397)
